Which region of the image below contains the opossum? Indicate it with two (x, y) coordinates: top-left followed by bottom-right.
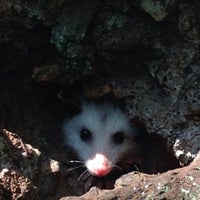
(63, 101), (138, 189)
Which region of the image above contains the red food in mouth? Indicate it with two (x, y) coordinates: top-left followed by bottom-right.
(86, 153), (112, 176)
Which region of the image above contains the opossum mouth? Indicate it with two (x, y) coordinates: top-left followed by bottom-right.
(85, 152), (138, 177)
(86, 153), (113, 177)
(81, 160), (137, 191)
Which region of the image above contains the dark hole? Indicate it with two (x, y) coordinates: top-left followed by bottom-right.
(134, 132), (180, 174)
(0, 77), (181, 197)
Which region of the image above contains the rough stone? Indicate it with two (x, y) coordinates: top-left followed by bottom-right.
(139, 0), (178, 21)
(0, 0), (200, 199)
(61, 152), (200, 199)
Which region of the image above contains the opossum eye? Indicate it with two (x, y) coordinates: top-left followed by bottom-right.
(80, 128), (92, 141)
(112, 132), (124, 144)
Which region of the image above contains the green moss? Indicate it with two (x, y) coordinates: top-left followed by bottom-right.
(50, 6), (96, 74)
(105, 15), (127, 31)
(25, 1), (46, 21)
(141, 0), (177, 21)
(24, 0), (60, 25)
(51, 20), (81, 52)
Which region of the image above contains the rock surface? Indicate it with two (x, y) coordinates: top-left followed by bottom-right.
(0, 0), (200, 199)
(61, 151), (200, 200)
(0, 129), (39, 199)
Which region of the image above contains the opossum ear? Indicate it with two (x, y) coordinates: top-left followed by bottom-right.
(57, 82), (83, 113)
(57, 91), (81, 109)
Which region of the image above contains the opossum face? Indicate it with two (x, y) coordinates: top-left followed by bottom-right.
(64, 103), (135, 177)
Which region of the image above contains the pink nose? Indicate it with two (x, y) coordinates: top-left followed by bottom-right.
(86, 153), (112, 176)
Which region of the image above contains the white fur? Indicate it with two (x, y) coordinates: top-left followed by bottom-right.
(64, 102), (136, 174)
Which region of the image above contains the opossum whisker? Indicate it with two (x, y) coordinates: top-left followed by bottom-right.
(66, 160), (84, 164)
(117, 161), (140, 173)
(67, 165), (85, 173)
(78, 169), (91, 181)
(112, 164), (122, 171)
(132, 164), (140, 172)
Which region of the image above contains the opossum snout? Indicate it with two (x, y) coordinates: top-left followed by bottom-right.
(86, 153), (112, 176)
